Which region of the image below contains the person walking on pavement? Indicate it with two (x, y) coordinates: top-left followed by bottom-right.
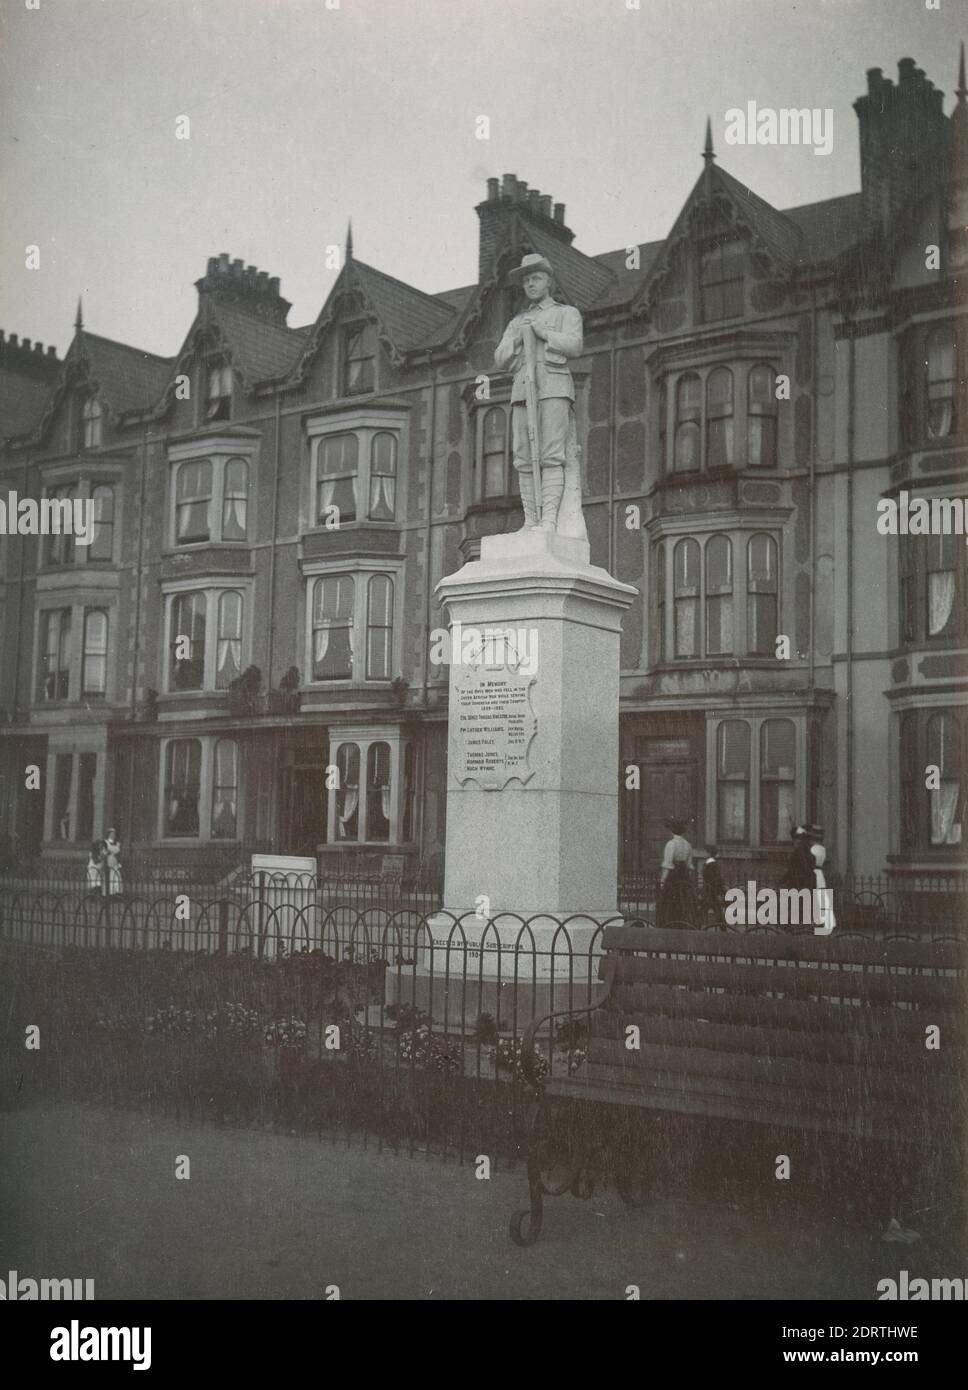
(657, 816), (697, 928)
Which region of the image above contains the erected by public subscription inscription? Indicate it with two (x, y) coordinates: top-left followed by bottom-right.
(452, 665), (537, 789)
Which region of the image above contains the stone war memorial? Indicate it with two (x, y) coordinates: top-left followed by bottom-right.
(398, 253), (636, 1018)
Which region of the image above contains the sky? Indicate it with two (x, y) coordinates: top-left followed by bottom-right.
(0, 0), (962, 359)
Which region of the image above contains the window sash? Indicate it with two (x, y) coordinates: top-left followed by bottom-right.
(82, 609), (108, 697)
(164, 739), (202, 837)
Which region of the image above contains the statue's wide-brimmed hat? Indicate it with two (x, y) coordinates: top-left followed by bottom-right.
(507, 253), (555, 283)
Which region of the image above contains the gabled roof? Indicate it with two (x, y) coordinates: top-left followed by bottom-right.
(206, 302), (309, 386)
(348, 259), (459, 352)
(521, 221), (618, 310)
(80, 332), (173, 415)
(781, 191), (866, 262)
(0, 373), (52, 441)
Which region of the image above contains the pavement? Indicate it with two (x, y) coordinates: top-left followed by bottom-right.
(3, 1100), (962, 1301)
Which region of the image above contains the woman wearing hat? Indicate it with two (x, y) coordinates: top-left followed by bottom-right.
(656, 816), (697, 928)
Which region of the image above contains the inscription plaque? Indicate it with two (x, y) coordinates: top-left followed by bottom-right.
(452, 664), (537, 790)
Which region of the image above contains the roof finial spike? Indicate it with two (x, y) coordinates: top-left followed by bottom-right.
(345, 219), (354, 263)
(703, 116), (715, 163)
(957, 40), (966, 102)
(74, 296), (84, 333)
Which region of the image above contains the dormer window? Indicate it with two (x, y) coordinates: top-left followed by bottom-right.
(81, 397), (102, 449)
(343, 322), (376, 395)
(698, 237), (744, 323)
(207, 362), (233, 421)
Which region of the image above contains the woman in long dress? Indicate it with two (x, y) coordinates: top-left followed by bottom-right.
(103, 828), (123, 896)
(656, 816), (697, 928)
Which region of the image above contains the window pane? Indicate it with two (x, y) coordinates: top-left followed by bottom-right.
(925, 327), (956, 439)
(482, 407), (507, 497)
(216, 591), (243, 688)
(165, 738), (201, 837)
(176, 461), (212, 542)
(760, 719), (796, 845)
(45, 486), (76, 566)
(366, 741), (391, 841)
(927, 713), (962, 846)
(369, 432), (396, 520)
(222, 459), (248, 540)
(313, 576), (354, 681)
(212, 738), (238, 839)
(82, 609), (108, 697)
(748, 535), (778, 654)
(719, 720), (750, 777)
(344, 324), (375, 394)
(706, 366), (734, 466)
(674, 538), (700, 657)
(53, 754), (73, 841)
(170, 591), (206, 690)
(318, 434), (358, 524)
(717, 721), (750, 844)
(366, 574), (393, 680)
(77, 753), (97, 843)
(335, 742), (360, 840)
(86, 486), (114, 560)
(705, 536), (733, 656)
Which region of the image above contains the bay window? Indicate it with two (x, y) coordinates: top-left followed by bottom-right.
(306, 566), (398, 686)
(307, 412), (404, 527)
(899, 707), (967, 856)
(326, 729), (414, 845)
(163, 736), (241, 841)
(165, 584), (249, 693)
(663, 361), (783, 474)
(170, 450), (251, 546)
(710, 714), (804, 850)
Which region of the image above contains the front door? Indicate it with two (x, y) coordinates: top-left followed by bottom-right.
(282, 766), (328, 858)
(622, 736), (698, 877)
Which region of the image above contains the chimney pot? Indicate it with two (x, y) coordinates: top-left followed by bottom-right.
(9, 334), (18, 347)
(487, 177), (499, 201)
(553, 202), (565, 224)
(898, 57), (916, 84)
(502, 173), (515, 198)
(539, 194), (552, 217)
(257, 270), (269, 288)
(231, 258), (243, 274)
(218, 252), (230, 272)
(527, 189), (539, 208)
(23, 339), (31, 350)
(516, 180), (527, 202)
(47, 345), (57, 357)
(269, 276), (280, 295)
(866, 67), (883, 94)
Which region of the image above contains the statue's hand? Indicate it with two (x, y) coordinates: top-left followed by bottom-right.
(529, 321), (548, 341)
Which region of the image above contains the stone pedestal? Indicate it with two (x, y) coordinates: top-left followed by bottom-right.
(389, 529), (635, 1021)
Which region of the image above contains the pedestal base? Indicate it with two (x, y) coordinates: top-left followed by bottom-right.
(385, 910), (620, 1027)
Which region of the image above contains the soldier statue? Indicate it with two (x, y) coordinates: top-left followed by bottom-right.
(494, 253), (586, 537)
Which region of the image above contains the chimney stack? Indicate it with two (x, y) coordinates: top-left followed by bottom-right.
(475, 173), (576, 281)
(854, 56), (947, 231)
(195, 255), (292, 326)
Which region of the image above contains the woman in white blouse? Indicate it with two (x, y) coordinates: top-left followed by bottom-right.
(657, 816), (697, 928)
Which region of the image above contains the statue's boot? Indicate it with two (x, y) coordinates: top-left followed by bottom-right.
(539, 465), (564, 532)
(516, 469), (539, 529)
